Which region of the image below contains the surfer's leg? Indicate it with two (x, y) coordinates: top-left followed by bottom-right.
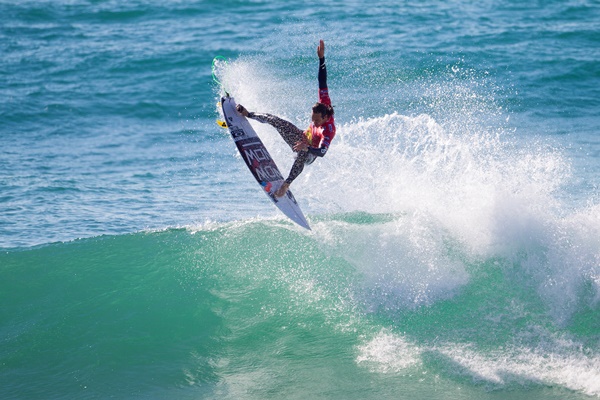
(249, 113), (304, 149)
(285, 151), (309, 184)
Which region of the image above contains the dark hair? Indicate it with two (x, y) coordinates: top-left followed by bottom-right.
(312, 102), (334, 118)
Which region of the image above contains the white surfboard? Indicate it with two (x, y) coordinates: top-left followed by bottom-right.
(220, 95), (311, 230)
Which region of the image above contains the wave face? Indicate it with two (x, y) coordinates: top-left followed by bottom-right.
(2, 217), (599, 399)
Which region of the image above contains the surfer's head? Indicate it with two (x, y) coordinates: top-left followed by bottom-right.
(311, 102), (334, 126)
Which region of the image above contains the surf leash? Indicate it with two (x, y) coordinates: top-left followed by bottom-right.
(211, 55), (230, 97)
(212, 56), (230, 128)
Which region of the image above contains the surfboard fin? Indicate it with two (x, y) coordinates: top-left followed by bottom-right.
(216, 120), (227, 128)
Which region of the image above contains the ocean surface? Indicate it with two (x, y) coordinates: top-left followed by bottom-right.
(1, 0), (599, 398)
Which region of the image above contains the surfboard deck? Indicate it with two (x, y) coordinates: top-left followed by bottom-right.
(220, 95), (311, 230)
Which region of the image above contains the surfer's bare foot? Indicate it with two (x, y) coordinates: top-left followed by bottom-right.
(236, 104), (249, 117)
(275, 182), (290, 198)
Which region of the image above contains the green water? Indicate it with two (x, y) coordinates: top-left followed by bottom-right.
(2, 218), (598, 398)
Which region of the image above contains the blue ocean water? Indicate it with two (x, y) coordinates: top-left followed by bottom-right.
(1, 0), (599, 399)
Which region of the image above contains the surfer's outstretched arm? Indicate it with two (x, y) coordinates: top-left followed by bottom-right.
(294, 39), (335, 159)
(317, 39), (327, 90)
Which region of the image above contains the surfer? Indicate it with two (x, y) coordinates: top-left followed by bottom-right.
(236, 39), (336, 198)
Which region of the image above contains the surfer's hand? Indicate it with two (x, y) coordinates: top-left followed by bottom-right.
(275, 182), (290, 198)
(236, 104), (249, 117)
(293, 138), (309, 152)
(317, 40), (325, 58)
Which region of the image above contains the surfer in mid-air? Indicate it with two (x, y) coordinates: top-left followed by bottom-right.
(236, 39), (336, 198)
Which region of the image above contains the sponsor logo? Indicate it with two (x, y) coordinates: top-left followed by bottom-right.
(244, 146), (271, 163)
(261, 181), (273, 192)
(244, 146), (283, 181)
(305, 126), (313, 142)
(230, 127), (245, 138)
(255, 165), (283, 181)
